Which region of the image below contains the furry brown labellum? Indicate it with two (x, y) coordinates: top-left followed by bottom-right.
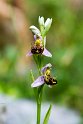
(31, 39), (44, 54)
(44, 76), (57, 85)
(31, 45), (44, 54)
(44, 68), (57, 85)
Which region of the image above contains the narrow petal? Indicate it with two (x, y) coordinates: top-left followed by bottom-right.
(41, 63), (52, 74)
(42, 48), (52, 57)
(31, 76), (44, 87)
(26, 51), (33, 56)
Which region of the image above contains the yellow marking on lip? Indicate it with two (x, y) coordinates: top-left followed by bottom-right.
(45, 69), (51, 76)
(35, 39), (42, 46)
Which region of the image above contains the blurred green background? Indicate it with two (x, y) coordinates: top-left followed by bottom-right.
(0, 0), (83, 120)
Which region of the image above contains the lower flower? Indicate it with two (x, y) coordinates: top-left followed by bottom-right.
(31, 63), (57, 87)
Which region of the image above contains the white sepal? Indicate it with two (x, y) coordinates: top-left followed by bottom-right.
(29, 25), (41, 36)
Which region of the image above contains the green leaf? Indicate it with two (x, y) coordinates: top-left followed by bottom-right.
(43, 104), (52, 124)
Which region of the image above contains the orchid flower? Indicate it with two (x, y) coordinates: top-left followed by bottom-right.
(26, 35), (52, 57)
(31, 63), (57, 87)
(27, 16), (52, 57)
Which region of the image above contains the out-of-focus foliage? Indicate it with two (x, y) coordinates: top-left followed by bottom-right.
(0, 0), (83, 118)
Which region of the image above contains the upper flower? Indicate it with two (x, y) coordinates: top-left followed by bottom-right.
(26, 35), (52, 57)
(27, 16), (52, 57)
(31, 63), (57, 87)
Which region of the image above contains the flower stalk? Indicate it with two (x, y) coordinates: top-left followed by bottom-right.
(37, 85), (44, 124)
(27, 16), (57, 124)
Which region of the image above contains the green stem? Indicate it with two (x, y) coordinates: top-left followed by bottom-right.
(33, 55), (41, 75)
(37, 95), (41, 124)
(35, 55), (43, 124)
(37, 85), (44, 124)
